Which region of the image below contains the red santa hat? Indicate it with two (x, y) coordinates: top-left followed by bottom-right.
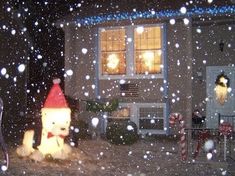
(43, 78), (69, 108)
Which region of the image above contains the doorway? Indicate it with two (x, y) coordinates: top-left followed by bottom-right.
(206, 66), (235, 128)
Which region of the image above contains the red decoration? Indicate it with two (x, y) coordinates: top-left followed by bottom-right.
(219, 122), (232, 136)
(47, 132), (66, 139)
(169, 113), (187, 161)
(43, 79), (68, 108)
(193, 130), (210, 159)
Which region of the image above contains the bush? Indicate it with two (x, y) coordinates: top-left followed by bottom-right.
(69, 119), (90, 147)
(106, 120), (138, 145)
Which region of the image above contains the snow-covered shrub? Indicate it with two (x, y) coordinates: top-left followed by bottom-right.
(106, 120), (138, 145)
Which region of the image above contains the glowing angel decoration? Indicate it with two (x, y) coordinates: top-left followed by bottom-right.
(214, 72), (231, 105)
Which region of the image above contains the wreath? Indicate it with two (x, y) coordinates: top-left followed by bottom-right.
(215, 72), (230, 87)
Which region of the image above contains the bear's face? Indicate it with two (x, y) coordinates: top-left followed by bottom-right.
(41, 108), (71, 137)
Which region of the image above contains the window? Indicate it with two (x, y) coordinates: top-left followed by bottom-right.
(110, 106), (130, 119)
(99, 24), (164, 79)
(100, 28), (126, 75)
(137, 103), (167, 134)
(108, 103), (167, 134)
(134, 26), (162, 74)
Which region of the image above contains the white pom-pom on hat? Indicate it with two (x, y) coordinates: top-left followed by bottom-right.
(53, 78), (61, 84)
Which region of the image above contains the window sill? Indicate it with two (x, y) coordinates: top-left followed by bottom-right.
(99, 74), (164, 80)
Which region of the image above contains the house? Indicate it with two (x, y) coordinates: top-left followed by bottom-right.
(58, 1), (235, 135)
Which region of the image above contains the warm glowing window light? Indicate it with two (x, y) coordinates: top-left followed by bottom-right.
(107, 54), (119, 69)
(134, 26), (162, 74)
(136, 26), (144, 34)
(100, 28), (126, 75)
(99, 25), (163, 77)
(142, 51), (155, 71)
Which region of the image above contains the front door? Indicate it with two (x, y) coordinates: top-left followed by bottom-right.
(206, 66), (235, 128)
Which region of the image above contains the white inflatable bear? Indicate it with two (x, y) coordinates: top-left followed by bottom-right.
(17, 79), (71, 161)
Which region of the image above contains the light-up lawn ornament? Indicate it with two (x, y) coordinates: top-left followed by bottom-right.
(169, 113), (187, 161)
(17, 78), (72, 161)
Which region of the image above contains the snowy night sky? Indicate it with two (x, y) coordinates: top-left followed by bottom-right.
(0, 0), (235, 175)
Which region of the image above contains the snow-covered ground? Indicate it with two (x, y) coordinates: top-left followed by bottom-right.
(3, 137), (232, 176)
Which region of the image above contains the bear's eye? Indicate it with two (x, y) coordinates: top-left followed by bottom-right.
(52, 122), (55, 125)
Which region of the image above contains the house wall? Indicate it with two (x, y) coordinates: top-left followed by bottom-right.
(64, 19), (193, 129)
(167, 20), (193, 128)
(192, 20), (235, 116)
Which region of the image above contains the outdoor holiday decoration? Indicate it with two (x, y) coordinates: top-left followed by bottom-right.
(215, 72), (230, 105)
(193, 130), (210, 159)
(169, 113), (187, 161)
(71, 5), (235, 26)
(0, 98), (9, 171)
(219, 122), (233, 161)
(86, 98), (119, 112)
(17, 79), (71, 161)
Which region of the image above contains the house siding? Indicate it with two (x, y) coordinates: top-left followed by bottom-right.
(63, 18), (194, 129)
(192, 21), (235, 113)
(63, 15), (235, 132)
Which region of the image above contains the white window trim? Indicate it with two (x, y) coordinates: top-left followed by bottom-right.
(109, 102), (168, 135)
(136, 103), (167, 135)
(98, 24), (165, 80)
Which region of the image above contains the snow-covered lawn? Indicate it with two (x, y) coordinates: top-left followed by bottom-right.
(5, 137), (229, 176)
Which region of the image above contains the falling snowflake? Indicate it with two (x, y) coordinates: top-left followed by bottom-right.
(175, 43), (179, 48)
(6, 7), (11, 12)
(82, 48), (88, 54)
(65, 69), (73, 76)
(169, 19), (175, 25)
(1, 68), (7, 75)
(11, 29), (16, 35)
(18, 64), (26, 72)
(127, 125), (134, 131)
(183, 18), (189, 25)
(196, 28), (202, 33)
(91, 117), (99, 127)
(180, 7), (187, 14)
(1, 165), (7, 171)
(85, 75), (90, 80)
(37, 54), (42, 59)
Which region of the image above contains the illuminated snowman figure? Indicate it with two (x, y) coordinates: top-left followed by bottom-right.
(17, 79), (71, 161)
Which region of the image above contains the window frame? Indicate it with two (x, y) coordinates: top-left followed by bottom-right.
(98, 24), (165, 80)
(108, 102), (168, 134)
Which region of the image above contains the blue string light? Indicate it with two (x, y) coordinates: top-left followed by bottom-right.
(75, 5), (235, 26)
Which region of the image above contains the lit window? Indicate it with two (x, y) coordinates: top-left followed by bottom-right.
(134, 26), (162, 74)
(100, 28), (126, 75)
(111, 107), (130, 119)
(99, 25), (164, 79)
